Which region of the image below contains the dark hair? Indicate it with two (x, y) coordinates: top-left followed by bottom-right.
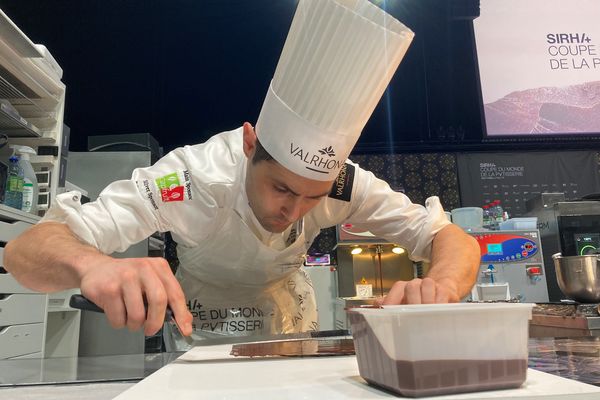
(252, 139), (275, 164)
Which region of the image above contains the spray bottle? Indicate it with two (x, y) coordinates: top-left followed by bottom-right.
(3, 152), (23, 210)
(12, 145), (38, 214)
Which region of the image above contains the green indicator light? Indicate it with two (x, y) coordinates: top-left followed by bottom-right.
(579, 245), (597, 256)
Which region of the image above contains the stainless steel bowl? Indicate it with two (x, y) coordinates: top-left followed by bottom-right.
(553, 253), (600, 303)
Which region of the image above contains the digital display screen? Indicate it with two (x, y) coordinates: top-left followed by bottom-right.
(487, 243), (503, 255)
(575, 233), (600, 255)
(575, 233), (599, 243)
(474, 0), (600, 137)
(305, 254), (330, 266)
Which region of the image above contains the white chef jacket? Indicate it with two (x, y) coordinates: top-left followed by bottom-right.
(42, 127), (450, 344)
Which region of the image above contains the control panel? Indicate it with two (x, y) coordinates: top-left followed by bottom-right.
(477, 233), (539, 263)
(468, 230), (549, 303)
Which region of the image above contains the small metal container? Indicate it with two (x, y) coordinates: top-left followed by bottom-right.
(553, 253), (600, 303)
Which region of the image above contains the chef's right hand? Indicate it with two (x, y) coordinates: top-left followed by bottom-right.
(78, 255), (193, 336)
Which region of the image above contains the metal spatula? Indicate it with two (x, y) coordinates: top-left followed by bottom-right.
(69, 294), (350, 347)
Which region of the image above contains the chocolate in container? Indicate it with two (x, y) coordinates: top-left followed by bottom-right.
(348, 303), (534, 397)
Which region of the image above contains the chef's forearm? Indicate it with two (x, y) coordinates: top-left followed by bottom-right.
(426, 224), (480, 298)
(3, 222), (104, 293)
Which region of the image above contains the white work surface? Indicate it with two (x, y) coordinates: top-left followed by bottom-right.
(114, 345), (600, 400)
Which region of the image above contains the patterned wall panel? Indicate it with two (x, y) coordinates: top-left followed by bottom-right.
(309, 153), (460, 256)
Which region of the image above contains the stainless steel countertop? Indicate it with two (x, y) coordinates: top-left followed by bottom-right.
(0, 352), (182, 387)
(0, 382), (136, 400)
(529, 337), (600, 386)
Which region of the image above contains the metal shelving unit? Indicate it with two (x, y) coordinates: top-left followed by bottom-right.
(0, 69), (57, 138)
(0, 101), (41, 137)
(0, 203), (40, 224)
(0, 9), (43, 58)
(0, 8), (77, 360)
(0, 29), (65, 212)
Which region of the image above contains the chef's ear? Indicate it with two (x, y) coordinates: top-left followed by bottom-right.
(242, 122), (257, 158)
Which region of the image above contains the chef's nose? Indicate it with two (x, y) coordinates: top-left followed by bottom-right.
(282, 197), (302, 222)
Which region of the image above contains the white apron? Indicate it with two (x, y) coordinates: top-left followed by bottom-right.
(164, 207), (319, 351)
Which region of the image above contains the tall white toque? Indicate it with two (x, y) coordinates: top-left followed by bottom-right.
(255, 0), (414, 181)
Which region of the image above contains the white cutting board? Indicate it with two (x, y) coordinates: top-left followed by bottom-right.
(114, 345), (600, 400)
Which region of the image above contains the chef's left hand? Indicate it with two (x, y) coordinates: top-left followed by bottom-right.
(378, 277), (460, 305)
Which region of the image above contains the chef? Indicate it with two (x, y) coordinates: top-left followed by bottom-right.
(3, 0), (479, 348)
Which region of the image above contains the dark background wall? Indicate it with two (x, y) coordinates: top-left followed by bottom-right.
(0, 0), (488, 154)
(2, 0), (599, 153)
(309, 151), (460, 255)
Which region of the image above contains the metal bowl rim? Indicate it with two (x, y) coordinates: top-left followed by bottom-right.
(552, 253), (600, 260)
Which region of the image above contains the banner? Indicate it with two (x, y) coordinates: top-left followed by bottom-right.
(457, 151), (600, 216)
(474, 0), (600, 136)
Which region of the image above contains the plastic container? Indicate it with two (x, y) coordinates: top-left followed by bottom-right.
(498, 217), (538, 231)
(450, 207), (483, 229)
(348, 303), (533, 397)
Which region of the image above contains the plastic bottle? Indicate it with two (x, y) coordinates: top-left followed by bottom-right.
(13, 146), (38, 214)
(3, 154), (24, 209)
(487, 201), (497, 229)
(489, 200), (499, 229)
(482, 205), (490, 228)
(494, 200), (504, 226)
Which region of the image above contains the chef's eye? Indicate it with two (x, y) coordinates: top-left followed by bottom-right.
(274, 186), (287, 193)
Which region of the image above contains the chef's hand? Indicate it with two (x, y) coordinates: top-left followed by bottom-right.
(78, 256), (193, 336)
(377, 277), (460, 305)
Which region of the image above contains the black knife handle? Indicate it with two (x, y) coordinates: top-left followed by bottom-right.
(69, 294), (104, 313)
(69, 294), (174, 321)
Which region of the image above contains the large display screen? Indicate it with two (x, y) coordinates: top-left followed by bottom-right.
(474, 0), (600, 137)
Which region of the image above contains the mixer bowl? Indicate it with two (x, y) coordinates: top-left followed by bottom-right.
(553, 253), (600, 303)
